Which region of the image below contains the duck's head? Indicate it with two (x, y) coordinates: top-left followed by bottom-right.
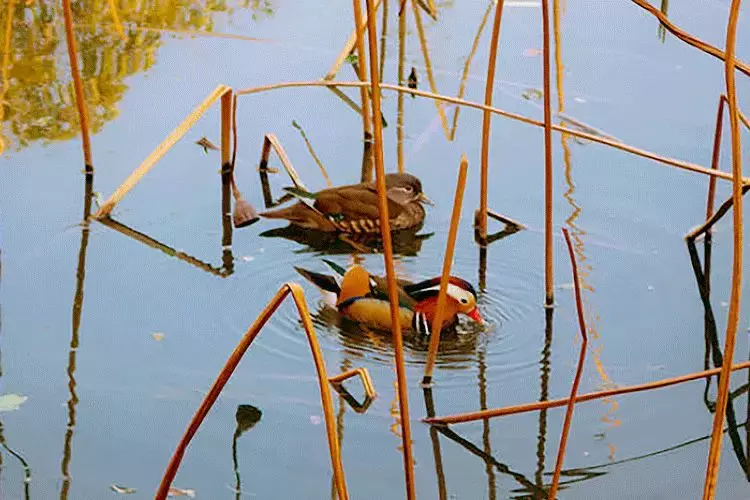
(336, 265), (376, 307)
(445, 277), (483, 324)
(385, 173), (433, 206)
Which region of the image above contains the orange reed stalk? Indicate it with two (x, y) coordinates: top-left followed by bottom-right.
(478, 0), (506, 243)
(363, 0), (416, 497)
(703, 1), (744, 497)
(235, 80), (749, 184)
(423, 156), (469, 383)
(541, 0), (554, 306)
(352, 0), (375, 182)
(424, 361), (750, 425)
(155, 284), (349, 500)
(706, 96), (725, 223)
(61, 0), (93, 168)
(397, 1), (406, 172)
(629, 0), (750, 78)
(549, 228), (588, 499)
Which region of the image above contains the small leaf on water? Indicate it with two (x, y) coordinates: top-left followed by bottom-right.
(344, 53), (358, 65)
(593, 432), (606, 440)
(168, 487), (196, 498)
(0, 394), (27, 412)
(195, 137), (219, 153)
(521, 88), (543, 101)
(152, 332), (165, 341)
(110, 484), (137, 494)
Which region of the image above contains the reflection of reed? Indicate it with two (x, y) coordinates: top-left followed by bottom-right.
(60, 172), (94, 500)
(534, 308), (553, 497)
(686, 238), (749, 477)
(232, 404), (262, 500)
(477, 346), (497, 499)
(422, 388), (447, 500)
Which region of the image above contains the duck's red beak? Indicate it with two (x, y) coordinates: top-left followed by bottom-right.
(467, 307), (484, 324)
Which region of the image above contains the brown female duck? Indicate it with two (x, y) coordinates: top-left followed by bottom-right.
(259, 172), (431, 232)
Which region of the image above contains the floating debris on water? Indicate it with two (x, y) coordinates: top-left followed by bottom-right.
(152, 332), (165, 341)
(110, 484), (137, 494)
(0, 394), (28, 412)
(168, 487), (196, 498)
(195, 137), (219, 154)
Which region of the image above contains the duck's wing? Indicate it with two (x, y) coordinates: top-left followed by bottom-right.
(312, 185), (405, 230)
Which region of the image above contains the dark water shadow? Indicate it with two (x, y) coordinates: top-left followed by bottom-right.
(232, 404), (262, 500)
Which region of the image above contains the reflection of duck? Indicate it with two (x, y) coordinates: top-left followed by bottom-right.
(259, 173), (432, 232)
(295, 260), (483, 336)
(258, 223), (433, 256)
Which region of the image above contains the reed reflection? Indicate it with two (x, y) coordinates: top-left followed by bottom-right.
(232, 404), (262, 500)
(687, 237), (749, 477)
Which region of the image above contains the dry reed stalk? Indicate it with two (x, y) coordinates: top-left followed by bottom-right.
(449, 1), (493, 140)
(156, 284), (349, 500)
(426, 0), (437, 18)
(541, 0), (554, 306)
(629, 0), (750, 78)
(379, 0), (388, 82)
(477, 0), (506, 243)
(364, 0), (416, 496)
(258, 133), (307, 190)
(234, 80), (749, 183)
(292, 120), (332, 187)
(221, 91), (232, 167)
(325, 0), (383, 80)
(97, 218), (231, 277)
(410, 0), (450, 139)
(106, 0), (125, 39)
(329, 367), (377, 399)
(706, 96), (725, 225)
(548, 228), (589, 499)
(686, 185), (750, 241)
(703, 1), (744, 497)
(424, 360), (750, 425)
(62, 0), (93, 168)
(93, 85), (231, 218)
(228, 94), (259, 228)
(397, 1), (406, 173)
(487, 209), (526, 229)
(423, 156), (469, 383)
(352, 0), (375, 182)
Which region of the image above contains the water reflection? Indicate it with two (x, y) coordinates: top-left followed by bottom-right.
(232, 404), (262, 500)
(60, 169), (93, 500)
(96, 172), (235, 277)
(0, 0), (269, 152)
(686, 237), (749, 477)
(0, 213), (32, 499)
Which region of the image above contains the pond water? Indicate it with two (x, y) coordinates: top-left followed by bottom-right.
(1, 0), (750, 498)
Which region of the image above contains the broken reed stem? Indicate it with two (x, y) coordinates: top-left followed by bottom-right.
(221, 90), (232, 168)
(93, 85), (231, 218)
(450, 1), (493, 141)
(487, 209), (526, 230)
(363, 0), (416, 497)
(686, 185), (750, 241)
(397, 2), (406, 173)
(703, 1), (744, 497)
(260, 133), (307, 190)
(61, 0), (93, 168)
(106, 0), (125, 39)
(424, 360), (750, 426)
(706, 96), (725, 224)
(478, 0), (505, 243)
(423, 156), (469, 383)
(411, 0), (451, 139)
(379, 0), (388, 82)
(549, 228), (589, 499)
(234, 80), (749, 184)
(155, 284), (349, 500)
(325, 0), (383, 80)
(629, 0), (750, 79)
(541, 0), (554, 307)
(352, 0), (375, 182)
(328, 367), (377, 400)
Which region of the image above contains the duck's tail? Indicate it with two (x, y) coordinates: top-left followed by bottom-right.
(294, 266), (341, 308)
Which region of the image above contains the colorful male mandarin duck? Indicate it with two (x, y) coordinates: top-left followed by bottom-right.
(259, 173), (431, 233)
(295, 260), (483, 336)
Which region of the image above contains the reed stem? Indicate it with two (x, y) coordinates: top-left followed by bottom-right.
(423, 156), (469, 383)
(549, 228), (588, 499)
(541, 0), (554, 306)
(352, 0), (375, 182)
(364, 0), (416, 496)
(478, 0), (506, 243)
(397, 3), (406, 173)
(703, 1), (744, 497)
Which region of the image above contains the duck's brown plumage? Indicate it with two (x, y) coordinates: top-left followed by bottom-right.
(259, 173), (428, 232)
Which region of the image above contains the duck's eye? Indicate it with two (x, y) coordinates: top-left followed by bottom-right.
(460, 298), (469, 304)
(404, 186), (413, 192)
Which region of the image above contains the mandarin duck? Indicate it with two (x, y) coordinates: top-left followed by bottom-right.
(295, 260), (483, 336)
(259, 173), (431, 233)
